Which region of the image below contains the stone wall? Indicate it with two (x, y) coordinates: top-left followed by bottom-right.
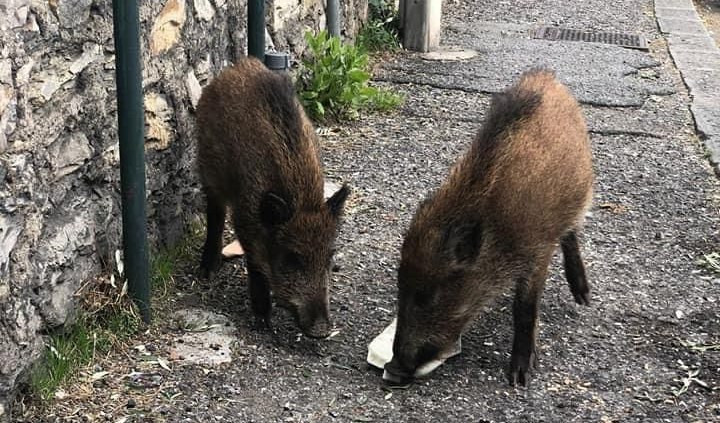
(0, 0), (367, 418)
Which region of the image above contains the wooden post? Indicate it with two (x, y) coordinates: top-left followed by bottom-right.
(400, 0), (441, 52)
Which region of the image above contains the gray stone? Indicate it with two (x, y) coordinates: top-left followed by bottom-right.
(185, 70), (202, 109)
(0, 0), (30, 31)
(0, 215), (22, 277)
(656, 17), (709, 36)
(680, 69), (720, 99)
(14, 60), (34, 86)
(69, 43), (102, 75)
(169, 308), (237, 366)
(692, 99), (720, 139)
(669, 49), (720, 71)
(421, 48), (478, 61)
(56, 0), (93, 29)
(654, 0), (694, 9)
(194, 0), (215, 21)
(654, 7), (699, 21)
(48, 132), (94, 178)
(668, 34), (718, 51)
(0, 60), (11, 85)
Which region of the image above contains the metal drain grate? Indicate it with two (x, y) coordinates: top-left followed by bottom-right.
(534, 26), (648, 50)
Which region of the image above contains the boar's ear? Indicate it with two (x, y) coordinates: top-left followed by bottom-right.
(260, 192), (294, 226)
(443, 222), (482, 264)
(326, 184), (350, 218)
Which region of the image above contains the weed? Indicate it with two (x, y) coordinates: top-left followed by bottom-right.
(28, 220), (204, 402)
(297, 30), (404, 121)
(696, 251), (720, 274)
(358, 0), (401, 52)
(29, 316), (109, 401)
(151, 219), (203, 295)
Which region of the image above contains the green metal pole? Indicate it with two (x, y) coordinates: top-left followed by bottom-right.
(112, 0), (150, 324)
(248, 0), (265, 61)
(327, 0), (340, 37)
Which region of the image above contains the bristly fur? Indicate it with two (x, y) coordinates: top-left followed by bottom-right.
(256, 71), (304, 153)
(388, 67), (594, 386)
(195, 57), (349, 339)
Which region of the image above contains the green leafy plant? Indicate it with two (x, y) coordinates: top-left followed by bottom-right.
(298, 30), (403, 121)
(358, 0), (401, 52)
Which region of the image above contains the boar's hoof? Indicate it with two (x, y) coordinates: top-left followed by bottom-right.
(508, 350), (539, 387)
(573, 289), (591, 306)
(199, 254), (222, 279)
(252, 314), (272, 331)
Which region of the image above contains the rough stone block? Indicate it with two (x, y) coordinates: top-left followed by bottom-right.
(194, 0), (215, 21)
(48, 133), (93, 178)
(0, 215), (22, 277)
(185, 70), (202, 109)
(668, 33), (718, 51)
(150, 0), (187, 55)
(144, 93), (174, 150)
(654, 7), (699, 20)
(680, 68), (720, 99)
(653, 0), (694, 10)
(669, 48), (720, 71)
(56, 0), (92, 29)
(0, 0), (30, 31)
(657, 17), (708, 36)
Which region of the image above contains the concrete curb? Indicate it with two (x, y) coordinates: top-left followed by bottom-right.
(655, 0), (720, 174)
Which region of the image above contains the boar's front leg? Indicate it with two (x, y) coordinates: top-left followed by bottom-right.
(247, 259), (272, 328)
(560, 230), (590, 306)
(508, 250), (553, 386)
(200, 191), (226, 278)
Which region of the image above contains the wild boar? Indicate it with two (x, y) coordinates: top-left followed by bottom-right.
(384, 69), (593, 385)
(195, 57), (350, 338)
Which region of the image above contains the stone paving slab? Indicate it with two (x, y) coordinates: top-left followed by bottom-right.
(655, 0), (720, 174)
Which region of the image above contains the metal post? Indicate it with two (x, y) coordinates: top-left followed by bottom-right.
(248, 0), (266, 61)
(112, 0), (150, 324)
(327, 0), (340, 37)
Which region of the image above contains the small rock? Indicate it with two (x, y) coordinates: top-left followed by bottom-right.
(185, 70), (202, 109)
(126, 398), (136, 408)
(150, 0), (187, 55)
(194, 0), (215, 21)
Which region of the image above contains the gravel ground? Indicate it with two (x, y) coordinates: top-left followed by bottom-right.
(15, 0), (720, 421)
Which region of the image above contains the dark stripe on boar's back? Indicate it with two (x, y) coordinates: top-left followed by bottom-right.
(477, 88), (542, 145)
(257, 72), (304, 152)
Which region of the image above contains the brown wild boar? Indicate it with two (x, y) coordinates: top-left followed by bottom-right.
(195, 57), (350, 338)
(384, 69), (593, 386)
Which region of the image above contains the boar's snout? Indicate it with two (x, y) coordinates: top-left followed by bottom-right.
(385, 342), (441, 383)
(384, 356), (414, 384)
(295, 297), (331, 338)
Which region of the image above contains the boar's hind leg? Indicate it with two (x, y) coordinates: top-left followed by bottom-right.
(247, 260), (272, 328)
(200, 191), (226, 278)
(508, 250), (552, 386)
(560, 230), (590, 306)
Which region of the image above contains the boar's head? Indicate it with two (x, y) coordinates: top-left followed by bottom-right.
(258, 185), (350, 338)
(386, 210), (494, 381)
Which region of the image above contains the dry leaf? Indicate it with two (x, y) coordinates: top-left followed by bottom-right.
(221, 241), (245, 258)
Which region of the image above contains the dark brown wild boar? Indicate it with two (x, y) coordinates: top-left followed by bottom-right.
(384, 69), (593, 386)
(195, 57), (350, 338)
